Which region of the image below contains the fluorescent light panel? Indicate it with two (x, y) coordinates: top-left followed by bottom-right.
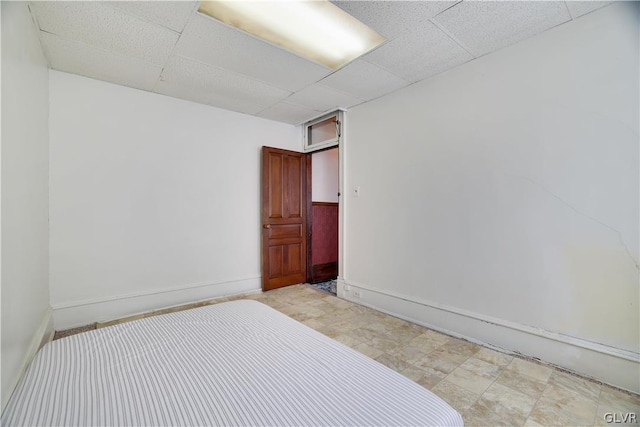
(198, 1), (386, 70)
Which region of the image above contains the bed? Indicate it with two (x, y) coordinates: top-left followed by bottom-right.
(2, 300), (463, 426)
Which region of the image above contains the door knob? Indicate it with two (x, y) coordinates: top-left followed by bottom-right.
(263, 224), (271, 229)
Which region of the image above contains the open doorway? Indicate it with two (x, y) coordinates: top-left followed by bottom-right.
(308, 147), (339, 293)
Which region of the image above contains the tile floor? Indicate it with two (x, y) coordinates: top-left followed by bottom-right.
(56, 284), (640, 426)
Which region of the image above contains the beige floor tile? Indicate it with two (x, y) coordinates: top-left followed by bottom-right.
(432, 379), (482, 413)
(314, 324), (342, 339)
(441, 338), (481, 358)
(480, 382), (537, 419)
(446, 367), (494, 395)
(548, 370), (601, 401)
(379, 315), (407, 328)
(275, 304), (302, 316)
(409, 329), (451, 349)
(466, 397), (528, 426)
(388, 327), (424, 345)
(463, 411), (510, 427)
(529, 382), (599, 426)
(459, 357), (504, 380)
(415, 352), (464, 376)
(360, 321), (392, 334)
(426, 347), (473, 366)
(545, 382), (599, 418)
(417, 371), (447, 390)
(293, 303), (327, 318)
(507, 358), (553, 383)
(594, 413), (639, 426)
(388, 345), (428, 364)
(523, 418), (545, 427)
(475, 347), (514, 367)
(374, 353), (410, 373)
(408, 339), (448, 354)
(352, 342), (384, 359)
(304, 298), (334, 309)
(347, 304), (376, 315)
(595, 386), (640, 425)
(496, 369), (548, 399)
(528, 395), (595, 426)
(326, 298), (354, 309)
(347, 327), (384, 342)
(289, 312), (315, 323)
(313, 314), (341, 326)
(388, 322), (425, 339)
(329, 319), (362, 333)
(368, 336), (402, 353)
(400, 365), (428, 382)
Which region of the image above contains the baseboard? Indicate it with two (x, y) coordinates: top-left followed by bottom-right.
(2, 307), (54, 411)
(52, 277), (261, 330)
(337, 279), (640, 394)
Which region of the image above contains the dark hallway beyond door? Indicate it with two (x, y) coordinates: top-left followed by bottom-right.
(309, 148), (338, 283)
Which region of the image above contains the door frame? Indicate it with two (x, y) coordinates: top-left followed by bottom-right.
(261, 141), (343, 290)
(305, 154), (313, 283)
(305, 146), (340, 284)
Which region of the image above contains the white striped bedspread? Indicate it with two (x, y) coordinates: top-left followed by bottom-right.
(3, 300), (463, 426)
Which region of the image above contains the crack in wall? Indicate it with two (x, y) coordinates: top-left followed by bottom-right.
(505, 173), (640, 272)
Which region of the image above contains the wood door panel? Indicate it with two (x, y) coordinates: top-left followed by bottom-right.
(268, 246), (283, 278)
(268, 154), (283, 219)
(286, 156), (302, 218)
(283, 243), (303, 275)
(262, 147), (307, 291)
(268, 224), (303, 240)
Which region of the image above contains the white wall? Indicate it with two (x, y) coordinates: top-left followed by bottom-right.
(341, 2), (640, 392)
(312, 148), (339, 202)
(1, 2), (53, 409)
(49, 72), (300, 328)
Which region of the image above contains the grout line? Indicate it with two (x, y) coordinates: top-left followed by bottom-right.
(592, 387), (603, 426)
(527, 378), (550, 427)
(428, 17), (477, 59)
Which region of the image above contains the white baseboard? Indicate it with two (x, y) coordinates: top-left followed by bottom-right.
(52, 277), (261, 330)
(337, 279), (640, 394)
(2, 307), (54, 411)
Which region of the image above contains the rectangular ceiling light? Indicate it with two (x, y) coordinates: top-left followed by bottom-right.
(198, 1), (386, 70)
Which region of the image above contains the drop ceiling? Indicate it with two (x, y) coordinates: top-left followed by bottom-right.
(29, 1), (612, 125)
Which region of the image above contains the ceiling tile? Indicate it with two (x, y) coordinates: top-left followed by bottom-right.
(285, 84), (364, 112)
(40, 32), (162, 92)
(109, 1), (198, 33)
(29, 1), (179, 66)
(565, 1), (613, 19)
(363, 20), (474, 83)
(319, 60), (410, 100)
(257, 102), (324, 125)
(27, 0), (612, 126)
(432, 1), (572, 57)
(155, 56), (292, 115)
(174, 14), (332, 92)
(332, 1), (458, 38)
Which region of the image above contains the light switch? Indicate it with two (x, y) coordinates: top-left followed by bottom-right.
(354, 186), (360, 197)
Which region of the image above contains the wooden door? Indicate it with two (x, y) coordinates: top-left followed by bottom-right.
(261, 147), (307, 291)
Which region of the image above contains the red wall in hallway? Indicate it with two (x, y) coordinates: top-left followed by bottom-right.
(311, 203), (338, 265)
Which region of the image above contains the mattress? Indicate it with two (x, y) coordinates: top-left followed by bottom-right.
(3, 300), (463, 426)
